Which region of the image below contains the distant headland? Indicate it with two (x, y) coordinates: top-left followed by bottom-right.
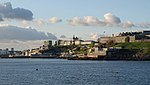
(1, 30), (150, 60)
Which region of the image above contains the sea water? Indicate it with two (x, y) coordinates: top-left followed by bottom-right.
(0, 59), (150, 85)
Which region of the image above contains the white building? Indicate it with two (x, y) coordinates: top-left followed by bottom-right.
(81, 40), (95, 45)
(75, 40), (83, 45)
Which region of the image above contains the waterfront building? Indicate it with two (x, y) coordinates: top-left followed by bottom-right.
(43, 40), (52, 50)
(81, 40), (95, 45)
(22, 50), (30, 56)
(0, 48), (10, 55)
(57, 40), (65, 46)
(75, 40), (83, 45)
(86, 47), (108, 58)
(98, 37), (115, 44)
(98, 30), (150, 44)
(64, 40), (72, 46)
(0, 48), (23, 57)
(114, 36), (135, 43)
(30, 48), (42, 56)
(57, 40), (73, 46)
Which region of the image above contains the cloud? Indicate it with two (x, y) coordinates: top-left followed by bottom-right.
(67, 13), (150, 29)
(84, 16), (105, 26)
(68, 13), (138, 28)
(0, 16), (4, 21)
(20, 17), (62, 27)
(121, 21), (135, 28)
(138, 22), (150, 28)
(0, 23), (10, 27)
(34, 19), (46, 26)
(68, 17), (87, 26)
(90, 33), (104, 40)
(0, 24), (57, 40)
(46, 32), (58, 40)
(0, 2), (33, 21)
(60, 35), (67, 38)
(104, 13), (121, 25)
(68, 16), (105, 26)
(21, 20), (31, 27)
(68, 13), (121, 27)
(49, 17), (62, 24)
(0, 40), (44, 50)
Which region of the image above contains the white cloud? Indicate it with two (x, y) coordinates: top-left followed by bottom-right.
(84, 16), (105, 26)
(0, 40), (44, 50)
(21, 20), (31, 27)
(68, 16), (106, 26)
(0, 23), (10, 27)
(68, 13), (149, 28)
(0, 24), (57, 40)
(0, 2), (33, 21)
(34, 19), (46, 26)
(60, 35), (67, 38)
(68, 13), (121, 27)
(121, 21), (135, 28)
(68, 13), (150, 28)
(90, 33), (104, 40)
(104, 13), (121, 25)
(138, 22), (150, 28)
(34, 17), (62, 26)
(49, 17), (62, 24)
(68, 17), (87, 26)
(0, 16), (3, 21)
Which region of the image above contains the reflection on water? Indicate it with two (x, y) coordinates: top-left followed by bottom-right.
(0, 59), (150, 85)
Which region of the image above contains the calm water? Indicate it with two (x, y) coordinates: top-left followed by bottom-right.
(0, 59), (150, 85)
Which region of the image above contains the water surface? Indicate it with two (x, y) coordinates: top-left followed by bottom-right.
(0, 59), (150, 85)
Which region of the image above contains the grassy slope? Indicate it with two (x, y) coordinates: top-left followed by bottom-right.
(114, 42), (150, 49)
(114, 42), (150, 57)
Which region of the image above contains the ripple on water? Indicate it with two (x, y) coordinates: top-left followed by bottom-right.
(0, 59), (150, 85)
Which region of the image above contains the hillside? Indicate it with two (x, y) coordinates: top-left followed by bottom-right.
(114, 42), (150, 49)
(113, 42), (150, 58)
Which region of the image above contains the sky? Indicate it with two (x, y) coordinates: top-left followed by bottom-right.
(0, 0), (150, 50)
